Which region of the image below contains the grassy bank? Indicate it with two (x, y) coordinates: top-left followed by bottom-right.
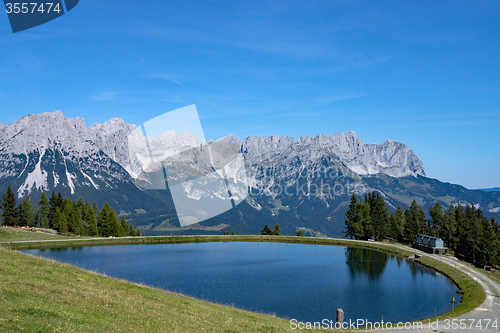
(0, 234), (488, 331)
(0, 227), (74, 242)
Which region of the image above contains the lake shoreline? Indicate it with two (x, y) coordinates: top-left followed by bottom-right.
(2, 235), (487, 327)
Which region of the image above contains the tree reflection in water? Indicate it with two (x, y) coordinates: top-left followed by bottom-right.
(344, 247), (389, 280)
(407, 259), (437, 279)
(344, 247), (438, 280)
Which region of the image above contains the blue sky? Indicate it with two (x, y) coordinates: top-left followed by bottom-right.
(0, 0), (499, 189)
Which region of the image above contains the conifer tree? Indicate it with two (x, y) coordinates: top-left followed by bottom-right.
(442, 205), (457, 249)
(357, 201), (372, 240)
(52, 208), (62, 231)
(37, 192), (50, 228)
(261, 224), (272, 235)
(403, 200), (427, 243)
(492, 216), (500, 238)
(272, 223), (281, 235)
(120, 216), (128, 237)
(344, 194), (359, 239)
(389, 205), (405, 242)
(66, 202), (83, 235)
(93, 202), (99, 216)
(57, 192), (64, 206)
(0, 186), (18, 226)
(128, 224), (136, 236)
(429, 202), (445, 236)
(59, 211), (68, 234)
(455, 204), (468, 256)
(84, 203), (99, 236)
(481, 216), (497, 267)
(366, 192), (389, 240)
(465, 206), (484, 265)
(18, 196), (35, 227)
(48, 191), (63, 229)
(97, 203), (110, 236)
(108, 207), (123, 237)
(98, 205), (123, 237)
(490, 217), (500, 266)
(76, 197), (85, 213)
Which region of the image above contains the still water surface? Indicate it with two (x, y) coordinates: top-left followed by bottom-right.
(21, 242), (461, 323)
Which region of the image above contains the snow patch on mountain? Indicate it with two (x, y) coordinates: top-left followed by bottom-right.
(53, 171), (59, 187)
(81, 170), (99, 190)
(65, 166), (76, 195)
(17, 148), (49, 198)
(17, 155), (29, 179)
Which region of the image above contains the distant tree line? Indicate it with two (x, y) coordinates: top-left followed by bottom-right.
(0, 186), (142, 237)
(261, 223), (281, 235)
(345, 192), (500, 267)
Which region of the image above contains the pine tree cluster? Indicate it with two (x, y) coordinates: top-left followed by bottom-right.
(345, 192), (500, 267)
(260, 223), (281, 235)
(428, 203), (500, 267)
(0, 186), (142, 237)
(344, 192), (389, 241)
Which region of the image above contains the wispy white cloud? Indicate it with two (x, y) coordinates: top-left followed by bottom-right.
(118, 2), (400, 64)
(146, 72), (206, 101)
(146, 72), (188, 88)
(90, 91), (121, 101)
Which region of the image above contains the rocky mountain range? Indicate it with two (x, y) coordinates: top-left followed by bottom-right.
(0, 111), (499, 236)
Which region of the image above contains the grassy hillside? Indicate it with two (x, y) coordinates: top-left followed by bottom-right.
(0, 245), (303, 332)
(0, 227), (74, 242)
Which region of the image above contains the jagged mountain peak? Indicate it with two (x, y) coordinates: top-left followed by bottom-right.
(23, 110), (85, 126)
(0, 110), (426, 202)
(238, 132), (424, 178)
(2, 110), (499, 237)
(90, 117), (131, 131)
(217, 134), (242, 143)
(0, 111), (89, 156)
(345, 130), (358, 137)
(0, 111), (137, 198)
(102, 117), (130, 130)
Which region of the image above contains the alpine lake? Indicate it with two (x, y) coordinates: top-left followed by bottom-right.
(21, 241), (461, 324)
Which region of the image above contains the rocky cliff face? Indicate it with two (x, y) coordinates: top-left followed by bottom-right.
(0, 111), (425, 198)
(236, 132), (425, 178)
(1, 111), (499, 236)
(0, 111), (136, 200)
(0, 111), (426, 195)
